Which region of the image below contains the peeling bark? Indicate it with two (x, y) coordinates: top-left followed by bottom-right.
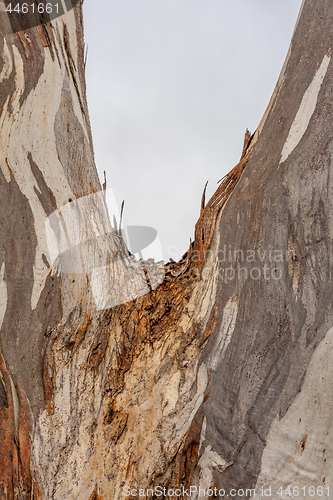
(1, 0), (333, 499)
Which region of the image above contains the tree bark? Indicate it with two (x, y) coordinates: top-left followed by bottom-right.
(1, 0), (333, 499)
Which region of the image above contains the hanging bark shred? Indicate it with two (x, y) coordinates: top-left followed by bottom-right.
(193, 129), (254, 272)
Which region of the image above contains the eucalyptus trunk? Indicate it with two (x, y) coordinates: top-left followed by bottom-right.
(0, 0), (332, 499)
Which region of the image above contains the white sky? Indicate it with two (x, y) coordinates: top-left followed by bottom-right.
(82, 0), (303, 262)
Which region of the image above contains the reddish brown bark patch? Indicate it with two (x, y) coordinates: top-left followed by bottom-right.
(88, 484), (105, 500)
(0, 351), (39, 499)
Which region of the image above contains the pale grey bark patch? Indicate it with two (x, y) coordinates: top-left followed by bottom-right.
(280, 54), (331, 164)
(16, 29), (46, 108)
(0, 371), (8, 409)
(209, 295), (238, 370)
(196, 446), (231, 496)
(0, 163), (62, 417)
(0, 164), (40, 411)
(54, 76), (100, 199)
(0, 262), (7, 331)
(0, 38), (12, 82)
(28, 152), (57, 215)
(255, 326), (333, 496)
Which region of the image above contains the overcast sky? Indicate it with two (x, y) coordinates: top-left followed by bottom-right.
(82, 0), (303, 262)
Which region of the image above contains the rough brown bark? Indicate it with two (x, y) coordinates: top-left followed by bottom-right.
(1, 0), (333, 499)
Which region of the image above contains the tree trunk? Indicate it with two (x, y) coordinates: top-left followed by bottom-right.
(1, 0), (333, 498)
